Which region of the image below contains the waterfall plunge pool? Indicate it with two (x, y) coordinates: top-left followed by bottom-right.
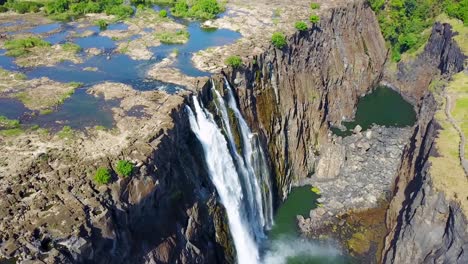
(265, 186), (350, 264)
(331, 86), (416, 137)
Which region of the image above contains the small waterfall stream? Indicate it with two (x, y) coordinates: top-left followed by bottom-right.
(187, 80), (274, 264)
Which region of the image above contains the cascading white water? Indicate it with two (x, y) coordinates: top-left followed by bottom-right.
(223, 78), (274, 230)
(187, 80), (275, 264)
(187, 96), (260, 264)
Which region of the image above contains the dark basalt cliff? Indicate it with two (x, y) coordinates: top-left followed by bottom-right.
(218, 0), (387, 199)
(382, 23), (468, 263)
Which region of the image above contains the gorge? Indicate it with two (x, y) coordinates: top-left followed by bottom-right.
(0, 0), (467, 263)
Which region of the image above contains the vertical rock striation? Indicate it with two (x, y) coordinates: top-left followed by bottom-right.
(382, 23), (468, 263)
(220, 0), (387, 199)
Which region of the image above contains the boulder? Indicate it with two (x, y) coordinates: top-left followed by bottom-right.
(315, 142), (345, 181)
(353, 124), (363, 133)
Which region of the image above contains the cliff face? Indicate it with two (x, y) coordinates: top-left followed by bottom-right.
(220, 0), (387, 199)
(382, 23), (468, 263)
(0, 96), (234, 263)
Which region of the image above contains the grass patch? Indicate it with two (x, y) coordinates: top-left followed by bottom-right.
(0, 116), (20, 130)
(4, 37), (51, 57)
(437, 13), (468, 55)
(61, 43), (82, 53)
(155, 29), (190, 44)
(430, 71), (468, 216)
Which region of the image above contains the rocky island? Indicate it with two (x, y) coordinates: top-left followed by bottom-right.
(0, 0), (467, 263)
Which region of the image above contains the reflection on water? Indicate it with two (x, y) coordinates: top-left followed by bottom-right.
(332, 86), (417, 137)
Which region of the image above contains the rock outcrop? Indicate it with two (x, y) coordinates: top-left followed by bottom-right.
(219, 0), (387, 199)
(382, 23), (468, 263)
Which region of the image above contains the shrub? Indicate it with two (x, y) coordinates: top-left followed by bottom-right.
(171, 0), (224, 19)
(116, 160), (134, 177)
(159, 9), (167, 17)
(189, 0), (221, 19)
(295, 21), (308, 31)
(94, 167), (111, 185)
(310, 2), (320, 9)
(309, 14), (320, 24)
(45, 0), (69, 15)
(0, 6), (7, 13)
(96, 19), (108, 30)
(171, 0), (189, 17)
(106, 5), (134, 18)
(6, 1), (43, 14)
(225, 55), (242, 68)
(4, 37), (51, 57)
(271, 32), (287, 49)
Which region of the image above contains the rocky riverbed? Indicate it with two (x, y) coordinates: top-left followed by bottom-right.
(298, 126), (412, 229)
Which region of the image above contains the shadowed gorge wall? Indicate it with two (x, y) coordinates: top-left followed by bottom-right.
(219, 1), (387, 199)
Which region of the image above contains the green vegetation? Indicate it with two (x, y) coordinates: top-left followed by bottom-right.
(4, 37), (51, 57)
(310, 186), (321, 194)
(170, 0), (224, 19)
(57, 125), (74, 139)
(105, 4), (134, 18)
(96, 19), (108, 30)
(115, 160), (134, 177)
(309, 14), (320, 24)
(94, 167), (111, 185)
(1, 0), (135, 20)
(155, 29), (190, 44)
(4, 0), (43, 14)
(295, 21), (308, 31)
(310, 2), (320, 9)
(62, 43), (82, 53)
(271, 32), (287, 49)
(369, 0), (468, 62)
(225, 55), (242, 68)
(159, 9), (167, 17)
(0, 116), (20, 130)
(429, 72), (468, 216)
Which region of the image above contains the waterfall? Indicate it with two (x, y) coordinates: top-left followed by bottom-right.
(187, 80), (274, 263)
(223, 79), (274, 230)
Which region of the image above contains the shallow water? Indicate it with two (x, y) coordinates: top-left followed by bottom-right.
(332, 86), (416, 136)
(0, 98), (31, 120)
(74, 34), (116, 50)
(23, 88), (117, 130)
(0, 8), (240, 129)
(27, 23), (62, 34)
(0, 49), (17, 71)
(150, 22), (241, 76)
